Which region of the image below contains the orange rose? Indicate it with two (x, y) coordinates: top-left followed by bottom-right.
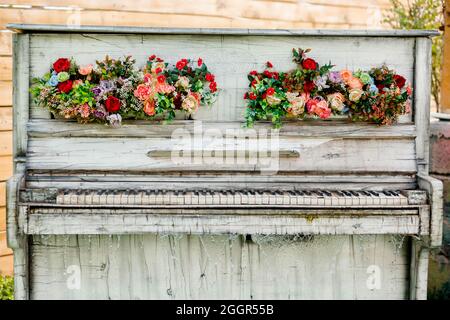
(143, 99), (156, 116)
(340, 70), (353, 83)
(347, 77), (363, 89)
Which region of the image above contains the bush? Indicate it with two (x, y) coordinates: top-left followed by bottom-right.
(383, 0), (444, 110)
(0, 275), (14, 300)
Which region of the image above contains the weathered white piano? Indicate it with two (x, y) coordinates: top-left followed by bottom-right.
(7, 24), (443, 300)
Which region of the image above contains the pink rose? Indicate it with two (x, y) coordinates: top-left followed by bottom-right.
(134, 84), (153, 101)
(78, 64), (93, 76)
(306, 97), (332, 119)
(347, 77), (363, 89)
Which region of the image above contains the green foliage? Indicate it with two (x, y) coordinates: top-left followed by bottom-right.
(383, 0), (444, 109)
(0, 275), (14, 300)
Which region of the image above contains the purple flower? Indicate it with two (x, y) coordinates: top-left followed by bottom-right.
(93, 104), (107, 119)
(92, 86), (102, 97)
(106, 114), (122, 127)
(100, 80), (115, 92)
(329, 71), (342, 83)
(314, 75), (329, 90)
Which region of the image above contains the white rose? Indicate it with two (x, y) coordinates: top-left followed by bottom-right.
(175, 76), (190, 89)
(348, 88), (363, 102)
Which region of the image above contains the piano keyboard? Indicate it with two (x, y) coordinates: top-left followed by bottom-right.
(54, 189), (416, 207)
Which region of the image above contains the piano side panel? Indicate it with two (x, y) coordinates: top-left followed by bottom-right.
(29, 234), (410, 300)
(28, 34), (415, 122)
(26, 135), (417, 174)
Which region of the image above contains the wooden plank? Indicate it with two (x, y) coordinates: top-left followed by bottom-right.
(0, 232), (12, 257)
(29, 33), (416, 121)
(0, 131), (12, 156)
(410, 239), (429, 299)
(26, 136), (417, 173)
(0, 156), (13, 181)
(27, 120), (417, 138)
(7, 23), (440, 36)
(0, 207), (5, 232)
(13, 33), (29, 163)
(414, 38), (432, 173)
(440, 0), (450, 111)
(0, 107), (12, 130)
(0, 82), (12, 106)
(26, 213), (420, 235)
(0, 254), (13, 276)
(29, 234), (409, 299)
(0, 57), (12, 81)
(418, 174), (444, 247)
(0, 32), (12, 56)
(0, 182), (5, 207)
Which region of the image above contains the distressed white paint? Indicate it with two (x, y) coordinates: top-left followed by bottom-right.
(6, 27), (442, 300)
(29, 234), (410, 300)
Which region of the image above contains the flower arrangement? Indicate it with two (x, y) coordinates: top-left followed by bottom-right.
(244, 48), (412, 128)
(31, 55), (219, 126)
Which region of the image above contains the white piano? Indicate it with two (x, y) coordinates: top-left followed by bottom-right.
(7, 24), (443, 300)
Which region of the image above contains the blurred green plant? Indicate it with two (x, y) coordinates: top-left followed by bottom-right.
(383, 0), (444, 110)
(0, 275), (14, 300)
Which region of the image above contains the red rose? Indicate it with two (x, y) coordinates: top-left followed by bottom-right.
(209, 81), (217, 92)
(205, 73), (215, 82)
(154, 67), (162, 74)
(266, 87), (275, 96)
(149, 54), (156, 60)
(272, 72), (279, 80)
(53, 58), (71, 73)
(263, 70), (272, 78)
(249, 92), (257, 100)
(251, 79), (258, 87)
(393, 74), (406, 89)
(303, 81), (315, 93)
(266, 61), (273, 68)
(156, 57), (163, 62)
(376, 84), (385, 91)
(243, 92), (248, 99)
(105, 96), (121, 113)
(249, 70), (258, 76)
(157, 75), (166, 83)
(262, 92), (267, 99)
(176, 59), (187, 70)
(57, 80), (73, 93)
(302, 58), (317, 70)
(198, 58), (203, 67)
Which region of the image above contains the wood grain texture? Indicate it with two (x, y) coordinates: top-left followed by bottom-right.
(0, 107), (12, 130)
(0, 57), (12, 81)
(0, 32), (12, 56)
(0, 232), (12, 257)
(414, 38), (432, 173)
(418, 174), (444, 247)
(0, 207), (5, 232)
(26, 135), (417, 173)
(0, 131), (12, 156)
(410, 239), (429, 299)
(0, 254), (13, 276)
(0, 182), (6, 207)
(0, 82), (12, 106)
(0, 156), (13, 180)
(29, 234), (410, 299)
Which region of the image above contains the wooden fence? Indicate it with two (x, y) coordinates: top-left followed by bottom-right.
(0, 0), (394, 276)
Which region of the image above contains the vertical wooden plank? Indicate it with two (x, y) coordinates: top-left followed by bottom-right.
(12, 33), (29, 170)
(8, 32), (30, 300)
(414, 37), (432, 174)
(441, 0), (450, 112)
(409, 239), (429, 300)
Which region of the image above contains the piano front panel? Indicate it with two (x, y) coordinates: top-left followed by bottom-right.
(26, 121), (417, 176)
